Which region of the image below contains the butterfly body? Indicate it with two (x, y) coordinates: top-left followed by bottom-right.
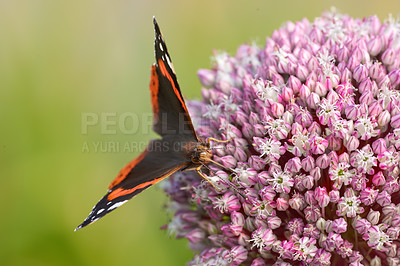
(75, 18), (212, 231)
(185, 142), (212, 168)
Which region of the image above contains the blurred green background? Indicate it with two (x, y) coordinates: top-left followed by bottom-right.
(1, 0), (400, 265)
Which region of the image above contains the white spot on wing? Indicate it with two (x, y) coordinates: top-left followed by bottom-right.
(108, 200), (128, 211)
(90, 217), (99, 223)
(159, 43), (164, 51)
(165, 54), (175, 73)
(97, 209), (105, 215)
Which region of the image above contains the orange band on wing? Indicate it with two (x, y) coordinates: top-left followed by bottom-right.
(157, 59), (188, 113)
(150, 65), (160, 118)
(108, 150), (149, 189)
(107, 163), (187, 201)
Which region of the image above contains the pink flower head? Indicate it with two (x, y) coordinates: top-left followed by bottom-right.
(163, 10), (400, 265)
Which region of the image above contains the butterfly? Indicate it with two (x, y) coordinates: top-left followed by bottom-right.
(75, 17), (230, 231)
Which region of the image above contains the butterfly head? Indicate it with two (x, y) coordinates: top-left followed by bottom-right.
(189, 141), (212, 165)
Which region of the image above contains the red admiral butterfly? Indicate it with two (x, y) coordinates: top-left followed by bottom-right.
(75, 18), (229, 230)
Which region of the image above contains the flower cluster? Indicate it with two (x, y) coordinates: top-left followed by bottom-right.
(162, 9), (400, 265)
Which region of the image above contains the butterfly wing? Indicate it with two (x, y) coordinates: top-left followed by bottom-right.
(75, 18), (199, 231)
(75, 140), (189, 230)
(150, 18), (198, 141)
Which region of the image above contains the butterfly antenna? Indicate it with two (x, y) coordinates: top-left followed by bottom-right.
(207, 137), (251, 150)
(209, 144), (252, 150)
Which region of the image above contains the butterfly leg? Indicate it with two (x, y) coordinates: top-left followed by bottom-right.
(199, 164), (247, 200)
(204, 158), (232, 171)
(196, 165), (222, 192)
(207, 137), (232, 144)
(205, 137), (234, 170)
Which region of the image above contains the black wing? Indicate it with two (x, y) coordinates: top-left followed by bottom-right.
(150, 17), (198, 141)
(75, 139), (189, 230)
